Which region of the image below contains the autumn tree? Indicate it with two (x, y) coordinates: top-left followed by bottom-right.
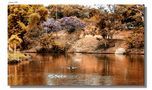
(8, 35), (23, 52)
(114, 5), (144, 29)
(127, 27), (144, 48)
(8, 5), (48, 35)
(8, 5), (48, 49)
(47, 5), (91, 19)
(36, 6), (48, 22)
(8, 5), (31, 37)
(23, 13), (44, 49)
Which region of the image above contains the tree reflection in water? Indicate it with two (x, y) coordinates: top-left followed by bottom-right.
(8, 53), (144, 86)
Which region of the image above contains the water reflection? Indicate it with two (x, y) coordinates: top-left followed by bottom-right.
(8, 53), (144, 86)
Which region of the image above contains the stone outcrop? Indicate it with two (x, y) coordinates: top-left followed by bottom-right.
(115, 48), (126, 55)
(68, 35), (105, 53)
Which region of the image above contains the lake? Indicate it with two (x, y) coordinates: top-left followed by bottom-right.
(8, 53), (144, 86)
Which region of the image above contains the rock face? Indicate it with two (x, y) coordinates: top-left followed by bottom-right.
(68, 35), (101, 53)
(115, 48), (126, 55)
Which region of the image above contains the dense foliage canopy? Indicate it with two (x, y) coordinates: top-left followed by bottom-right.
(8, 4), (144, 51)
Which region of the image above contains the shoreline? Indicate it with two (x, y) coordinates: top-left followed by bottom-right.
(21, 50), (144, 55)
(8, 49), (144, 65)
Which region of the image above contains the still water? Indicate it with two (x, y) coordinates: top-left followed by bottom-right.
(8, 53), (144, 86)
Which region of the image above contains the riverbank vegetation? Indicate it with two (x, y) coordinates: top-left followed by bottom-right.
(8, 4), (144, 63)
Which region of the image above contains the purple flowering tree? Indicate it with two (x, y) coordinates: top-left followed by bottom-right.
(42, 18), (62, 33)
(59, 16), (86, 33)
(42, 16), (86, 33)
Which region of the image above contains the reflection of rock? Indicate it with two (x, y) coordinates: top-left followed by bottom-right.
(115, 48), (126, 55)
(115, 54), (126, 60)
(72, 53), (82, 62)
(73, 58), (82, 62)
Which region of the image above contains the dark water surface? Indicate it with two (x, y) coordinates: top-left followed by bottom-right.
(8, 53), (144, 86)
